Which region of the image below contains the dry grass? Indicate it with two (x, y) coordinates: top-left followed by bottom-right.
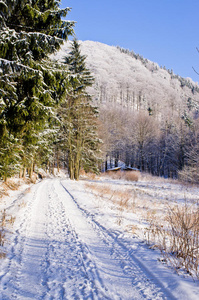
(85, 182), (132, 206)
(0, 184), (9, 199)
(0, 210), (6, 248)
(105, 170), (123, 180)
(79, 169), (100, 180)
(104, 170), (140, 182)
(125, 224), (139, 235)
(86, 173), (97, 180)
(0, 209), (16, 259)
(123, 171), (140, 181)
(4, 179), (21, 190)
(84, 182), (136, 227)
(18, 200), (27, 209)
(166, 204), (199, 277)
(0, 178), (20, 199)
(8, 215), (16, 225)
(84, 183), (114, 201)
(144, 202), (199, 279)
(140, 172), (180, 185)
(0, 177), (33, 199)
(85, 177), (199, 279)
(0, 252), (6, 259)
(0, 230), (5, 247)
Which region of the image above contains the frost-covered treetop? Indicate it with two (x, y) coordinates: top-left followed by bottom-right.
(0, 0), (74, 67)
(0, 0), (74, 138)
(53, 40), (199, 119)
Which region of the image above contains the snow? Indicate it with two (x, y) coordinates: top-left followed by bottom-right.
(0, 176), (199, 299)
(51, 40), (199, 118)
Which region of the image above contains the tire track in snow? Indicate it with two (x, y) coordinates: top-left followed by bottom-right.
(60, 179), (177, 300)
(0, 181), (47, 299)
(0, 179), (112, 299)
(0, 178), (177, 299)
(45, 180), (112, 300)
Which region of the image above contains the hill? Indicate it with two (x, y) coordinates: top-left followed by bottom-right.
(52, 41), (199, 180)
(53, 40), (199, 119)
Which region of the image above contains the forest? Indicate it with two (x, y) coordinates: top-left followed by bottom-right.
(0, 0), (100, 181)
(0, 0), (199, 184)
(98, 46), (199, 183)
(54, 40), (199, 184)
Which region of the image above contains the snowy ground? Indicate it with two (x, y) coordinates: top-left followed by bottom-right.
(0, 176), (199, 299)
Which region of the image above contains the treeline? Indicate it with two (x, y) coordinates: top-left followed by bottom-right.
(0, 0), (100, 181)
(99, 102), (199, 183)
(117, 45), (199, 94)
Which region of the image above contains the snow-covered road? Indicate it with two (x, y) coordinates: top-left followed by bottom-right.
(0, 179), (198, 299)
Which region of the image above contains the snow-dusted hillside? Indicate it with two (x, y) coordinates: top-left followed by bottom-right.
(52, 40), (199, 115)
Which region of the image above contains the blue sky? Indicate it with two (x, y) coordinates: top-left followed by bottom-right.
(62, 0), (199, 82)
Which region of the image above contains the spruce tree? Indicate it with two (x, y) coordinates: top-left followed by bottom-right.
(59, 39), (101, 180)
(0, 132), (20, 181)
(0, 0), (74, 179)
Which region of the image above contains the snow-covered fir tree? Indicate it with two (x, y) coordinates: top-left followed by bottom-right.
(0, 0), (74, 180)
(58, 39), (101, 180)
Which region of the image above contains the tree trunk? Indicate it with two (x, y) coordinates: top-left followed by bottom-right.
(28, 160), (34, 179)
(19, 168), (23, 178)
(115, 157), (118, 168)
(105, 155), (108, 171)
(22, 166), (26, 178)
